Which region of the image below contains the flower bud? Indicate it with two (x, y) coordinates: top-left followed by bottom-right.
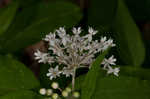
(73, 91), (80, 98)
(46, 89), (53, 96)
(52, 93), (58, 99)
(51, 82), (59, 89)
(65, 87), (71, 93)
(62, 90), (69, 97)
(39, 88), (46, 95)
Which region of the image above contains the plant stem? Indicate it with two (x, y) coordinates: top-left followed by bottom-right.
(72, 68), (76, 91)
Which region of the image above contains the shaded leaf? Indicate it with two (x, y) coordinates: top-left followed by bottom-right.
(0, 55), (40, 95)
(0, 1), (18, 36)
(124, 0), (150, 21)
(87, 0), (117, 30)
(120, 66), (150, 80)
(0, 90), (42, 99)
(112, 0), (145, 66)
(75, 65), (150, 99)
(92, 75), (150, 99)
(81, 49), (109, 99)
(0, 1), (82, 54)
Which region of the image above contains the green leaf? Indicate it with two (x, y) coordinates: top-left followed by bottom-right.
(75, 66), (150, 99)
(87, 0), (117, 30)
(0, 1), (82, 54)
(0, 55), (40, 95)
(124, 0), (150, 20)
(0, 90), (42, 99)
(87, 0), (145, 66)
(112, 0), (145, 66)
(0, 3), (37, 43)
(120, 66), (150, 80)
(92, 75), (150, 99)
(0, 1), (18, 36)
(81, 49), (109, 99)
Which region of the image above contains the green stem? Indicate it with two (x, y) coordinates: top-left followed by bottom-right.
(72, 68), (76, 91)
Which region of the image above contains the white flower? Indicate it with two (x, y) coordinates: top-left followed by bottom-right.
(107, 67), (120, 76)
(62, 67), (73, 77)
(34, 50), (49, 63)
(88, 27), (98, 35)
(72, 27), (81, 35)
(56, 27), (66, 35)
(44, 33), (56, 46)
(102, 55), (116, 66)
(101, 55), (119, 76)
(84, 27), (98, 41)
(56, 27), (69, 46)
(46, 66), (61, 80)
(100, 36), (107, 42)
(107, 39), (116, 47)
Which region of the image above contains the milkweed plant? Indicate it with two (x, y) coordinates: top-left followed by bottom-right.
(34, 27), (120, 99)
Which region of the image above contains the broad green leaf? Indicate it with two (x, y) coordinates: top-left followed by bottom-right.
(0, 1), (82, 54)
(0, 55), (40, 95)
(87, 0), (145, 66)
(92, 75), (150, 99)
(0, 3), (37, 43)
(120, 66), (150, 80)
(75, 66), (150, 99)
(112, 0), (145, 66)
(0, 1), (18, 36)
(87, 0), (117, 30)
(0, 90), (42, 99)
(124, 0), (150, 20)
(81, 49), (109, 99)
(75, 66), (150, 90)
(74, 74), (85, 91)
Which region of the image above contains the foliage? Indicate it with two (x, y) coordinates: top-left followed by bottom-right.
(0, 55), (40, 96)
(0, 0), (149, 98)
(81, 49), (109, 99)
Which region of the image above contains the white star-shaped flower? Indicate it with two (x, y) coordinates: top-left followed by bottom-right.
(107, 67), (120, 76)
(72, 27), (81, 35)
(107, 39), (116, 47)
(102, 55), (116, 66)
(100, 36), (107, 42)
(34, 50), (49, 63)
(56, 27), (69, 46)
(83, 27), (98, 42)
(88, 27), (98, 35)
(44, 33), (56, 46)
(46, 66), (61, 80)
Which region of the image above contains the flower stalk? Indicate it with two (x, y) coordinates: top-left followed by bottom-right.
(72, 68), (76, 91)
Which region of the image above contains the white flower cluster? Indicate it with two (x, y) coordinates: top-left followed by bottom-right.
(102, 55), (120, 76)
(34, 27), (118, 80)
